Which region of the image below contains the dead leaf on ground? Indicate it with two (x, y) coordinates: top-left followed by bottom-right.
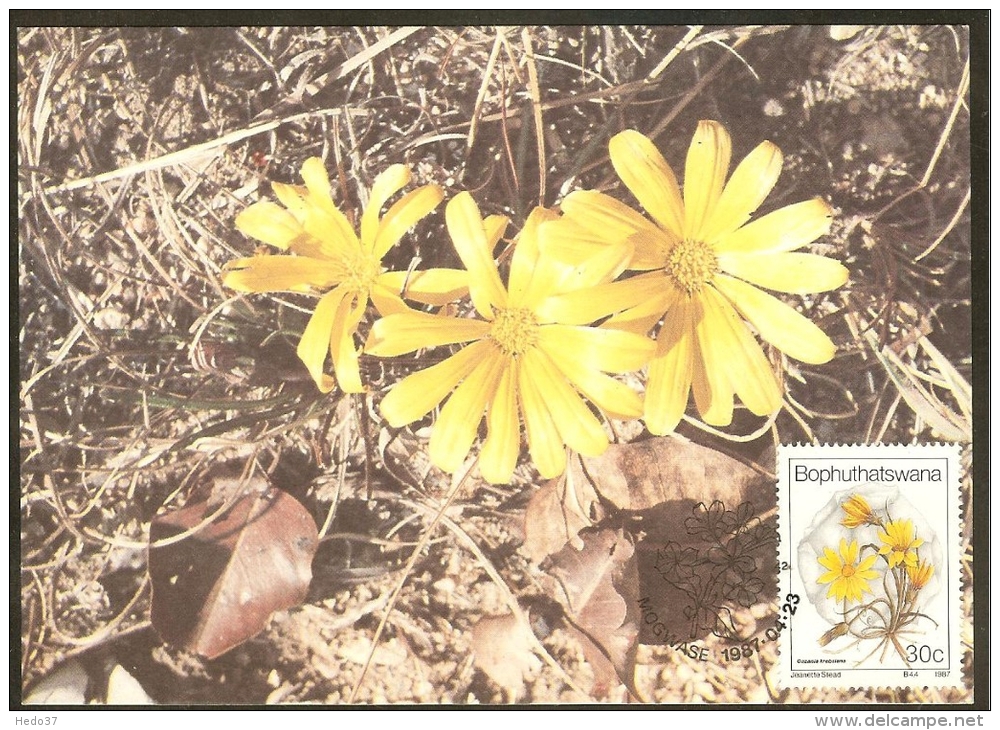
(603, 439), (777, 644)
(545, 528), (639, 699)
(521, 465), (604, 564)
(523, 436), (777, 646)
(570, 436), (772, 512)
(149, 487), (319, 660)
(522, 436), (772, 566)
(471, 612), (542, 701)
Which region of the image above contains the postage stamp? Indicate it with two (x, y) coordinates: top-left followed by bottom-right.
(777, 443), (963, 689)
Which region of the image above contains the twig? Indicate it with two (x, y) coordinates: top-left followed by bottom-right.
(520, 27), (547, 206)
(647, 25), (703, 80)
(466, 30), (505, 157)
(914, 187), (970, 262)
(304, 26), (422, 96)
(42, 108), (370, 195)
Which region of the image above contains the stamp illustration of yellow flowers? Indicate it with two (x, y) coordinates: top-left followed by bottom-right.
(817, 538), (879, 604)
(878, 519), (924, 568)
(365, 192), (655, 484)
(812, 493), (938, 667)
(223, 158), (467, 393)
(541, 121), (848, 434)
(840, 493), (876, 528)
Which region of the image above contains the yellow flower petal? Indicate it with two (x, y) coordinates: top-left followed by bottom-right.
(361, 164), (410, 249)
(428, 349), (505, 473)
(484, 214), (510, 249)
(379, 341), (491, 427)
(302, 205), (362, 260)
(534, 275), (663, 326)
(328, 291), (366, 393)
(601, 277), (678, 335)
(817, 546), (841, 576)
(296, 286), (350, 393)
(843, 537), (858, 564)
(522, 348), (608, 457)
(643, 296), (695, 435)
(719, 252), (849, 294)
(296, 159), (361, 255)
(539, 215), (650, 275)
(221, 256), (345, 293)
(625, 229), (674, 270)
(516, 357), (566, 479)
(702, 286), (782, 417)
(691, 294), (735, 426)
(508, 207), (557, 306)
(559, 190), (666, 257)
(235, 201), (303, 251)
(538, 324), (654, 374)
(372, 184), (443, 259)
(480, 364), (521, 484)
(712, 274), (837, 364)
(559, 239), (635, 293)
(701, 140), (783, 244)
(609, 129), (685, 240)
(368, 282), (411, 316)
(858, 554), (879, 575)
(300, 157), (335, 211)
(268, 178), (354, 259)
(377, 268), (469, 306)
(714, 198), (834, 255)
(271, 182), (309, 222)
(365, 311), (490, 357)
(538, 339), (643, 419)
(684, 120), (731, 240)
(445, 193), (508, 317)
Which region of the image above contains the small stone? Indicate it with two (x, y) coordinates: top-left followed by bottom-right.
(763, 98), (784, 117)
(93, 307), (129, 330)
(675, 662), (694, 683)
(433, 577), (456, 594)
(694, 680), (716, 701)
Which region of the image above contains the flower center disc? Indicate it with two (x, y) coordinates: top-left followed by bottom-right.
(489, 307), (539, 356)
(342, 251), (381, 296)
(664, 238), (718, 295)
(841, 564), (856, 578)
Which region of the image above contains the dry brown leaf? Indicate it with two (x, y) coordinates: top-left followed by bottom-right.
(570, 436), (770, 512)
(545, 529), (639, 698)
(521, 467), (604, 564)
(523, 436), (772, 567)
(526, 436), (777, 646)
(609, 439), (778, 645)
(471, 612), (542, 701)
(149, 488), (319, 659)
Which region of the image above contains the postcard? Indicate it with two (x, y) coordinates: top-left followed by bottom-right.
(15, 16), (983, 713)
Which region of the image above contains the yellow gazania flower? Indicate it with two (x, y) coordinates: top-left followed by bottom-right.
(878, 519), (924, 568)
(222, 158), (467, 393)
(365, 192), (655, 484)
(840, 493), (877, 528)
(541, 122), (848, 434)
(907, 559), (934, 590)
(817, 538), (880, 604)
